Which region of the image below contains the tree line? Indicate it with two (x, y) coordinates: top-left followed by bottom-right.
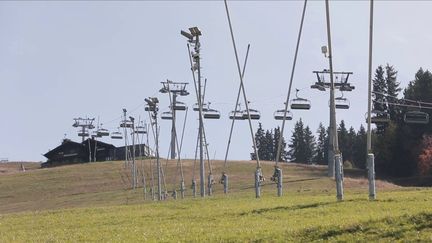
(372, 65), (432, 177)
(251, 64), (432, 178)
(251, 119), (367, 168)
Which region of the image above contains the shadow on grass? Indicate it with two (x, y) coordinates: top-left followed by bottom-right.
(240, 198), (365, 216)
(298, 212), (432, 241)
(239, 177), (323, 191)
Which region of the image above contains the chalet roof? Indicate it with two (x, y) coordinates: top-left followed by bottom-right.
(81, 138), (116, 149)
(44, 140), (84, 158)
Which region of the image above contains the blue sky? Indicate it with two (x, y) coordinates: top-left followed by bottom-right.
(1, 1), (431, 161)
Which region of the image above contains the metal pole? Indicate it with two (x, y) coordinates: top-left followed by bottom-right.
(276, 167), (282, 197)
(222, 44), (250, 193)
(255, 168), (262, 198)
(131, 118), (136, 189)
(224, 0), (261, 198)
(155, 112), (162, 201)
(171, 93), (177, 160)
(196, 35), (206, 198)
(222, 172), (228, 194)
(192, 180), (197, 198)
(275, 0), (308, 197)
(325, 0), (343, 201)
(367, 0), (376, 200)
(275, 0), (307, 162)
(123, 109), (128, 168)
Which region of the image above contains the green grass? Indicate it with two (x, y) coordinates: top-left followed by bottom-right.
(0, 160), (431, 242)
(1, 190), (431, 242)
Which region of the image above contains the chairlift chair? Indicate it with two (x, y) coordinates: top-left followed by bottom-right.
(78, 131), (89, 137)
(92, 131), (101, 138)
(203, 109), (221, 119)
(145, 105), (158, 112)
(291, 99), (311, 110)
(404, 111), (429, 124)
(161, 111), (173, 120)
(111, 131), (123, 139)
(159, 87), (169, 93)
(172, 101), (187, 111)
(179, 90), (190, 96)
(290, 89), (311, 110)
(335, 92), (350, 109)
(193, 103), (209, 112)
(274, 109), (293, 120)
(120, 120), (133, 128)
(135, 126), (147, 134)
(241, 109), (261, 120)
(97, 128), (110, 137)
(366, 110), (390, 124)
(311, 83), (326, 91)
(229, 110), (244, 120)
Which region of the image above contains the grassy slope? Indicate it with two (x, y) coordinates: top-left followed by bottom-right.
(0, 160), (431, 242)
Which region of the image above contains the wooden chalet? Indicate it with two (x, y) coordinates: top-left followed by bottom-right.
(43, 138), (150, 167)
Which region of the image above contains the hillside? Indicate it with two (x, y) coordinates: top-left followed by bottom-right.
(1, 160), (431, 242)
(0, 159), (396, 214)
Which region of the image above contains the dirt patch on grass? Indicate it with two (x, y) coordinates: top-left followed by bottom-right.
(0, 162), (41, 175)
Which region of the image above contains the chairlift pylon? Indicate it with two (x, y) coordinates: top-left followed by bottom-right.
(290, 89), (311, 110)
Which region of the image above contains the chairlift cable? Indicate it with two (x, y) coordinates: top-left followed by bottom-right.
(374, 100), (432, 110)
(372, 90), (432, 106)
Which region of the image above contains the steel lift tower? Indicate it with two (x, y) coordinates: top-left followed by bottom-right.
(311, 69), (354, 180)
(159, 80), (189, 160)
(72, 117), (95, 142)
(181, 26), (207, 197)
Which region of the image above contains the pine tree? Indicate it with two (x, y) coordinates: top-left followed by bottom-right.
(385, 64), (401, 121)
(353, 125), (367, 169)
(338, 120), (349, 162)
(251, 122), (265, 160)
(263, 130), (274, 161)
(304, 126), (316, 164)
(346, 126), (356, 163)
(324, 126), (330, 164)
(373, 65), (388, 134)
(273, 126), (287, 162)
(314, 123), (327, 165)
(288, 119), (305, 162)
